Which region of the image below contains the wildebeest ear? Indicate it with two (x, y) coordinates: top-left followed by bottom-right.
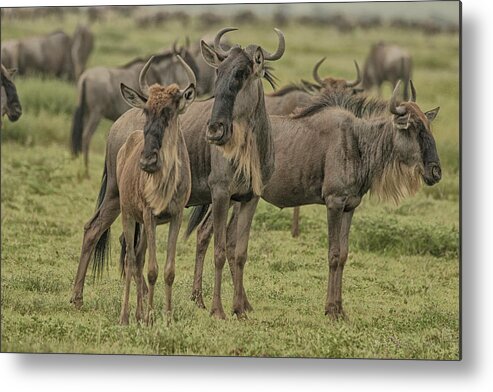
(200, 40), (220, 69)
(120, 83), (147, 109)
(179, 84), (196, 113)
(7, 68), (17, 78)
(252, 47), (264, 76)
(424, 107), (440, 123)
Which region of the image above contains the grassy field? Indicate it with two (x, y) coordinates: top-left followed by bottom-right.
(1, 7), (460, 359)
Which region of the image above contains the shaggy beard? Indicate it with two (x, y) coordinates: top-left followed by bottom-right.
(217, 121), (263, 196)
(370, 160), (423, 205)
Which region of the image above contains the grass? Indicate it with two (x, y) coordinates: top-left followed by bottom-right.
(1, 6), (460, 359)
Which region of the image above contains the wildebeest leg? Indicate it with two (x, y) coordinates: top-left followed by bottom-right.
(81, 111), (101, 177)
(120, 231), (148, 297)
(232, 197), (259, 319)
(225, 203), (253, 312)
(334, 210), (354, 319)
(120, 212), (136, 325)
(291, 207), (300, 237)
(70, 195), (120, 308)
(191, 209), (212, 309)
(324, 195), (345, 319)
(210, 189), (229, 319)
(163, 212), (183, 325)
(143, 208), (157, 325)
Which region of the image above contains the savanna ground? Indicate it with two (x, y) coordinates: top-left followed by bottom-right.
(1, 5), (459, 359)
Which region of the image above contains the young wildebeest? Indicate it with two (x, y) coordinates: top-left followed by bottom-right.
(188, 81), (442, 319)
(0, 64), (22, 128)
(70, 28), (285, 320)
(362, 41), (412, 99)
(70, 47), (199, 176)
(116, 55), (196, 325)
(265, 57), (362, 237)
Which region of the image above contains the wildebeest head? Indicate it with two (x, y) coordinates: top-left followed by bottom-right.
(120, 55), (196, 173)
(311, 57), (363, 95)
(0, 65), (22, 123)
(389, 80), (441, 186)
(200, 27), (285, 145)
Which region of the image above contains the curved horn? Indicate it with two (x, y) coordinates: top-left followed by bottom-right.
(312, 57), (326, 86)
(345, 60), (362, 88)
(261, 28), (285, 61)
(213, 27), (237, 58)
(172, 40), (179, 54)
(139, 56), (154, 97)
(389, 80), (407, 115)
(410, 79), (416, 102)
(176, 54), (196, 89)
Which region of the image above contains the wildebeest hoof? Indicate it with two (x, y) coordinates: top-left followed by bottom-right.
(325, 304), (348, 321)
(70, 296), (83, 310)
(119, 313), (130, 325)
(191, 290), (206, 309)
(233, 309), (249, 321)
(210, 307), (226, 320)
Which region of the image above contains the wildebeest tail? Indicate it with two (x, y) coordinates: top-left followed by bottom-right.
(184, 205), (211, 239)
(92, 165), (110, 279)
(70, 78), (86, 156)
(118, 223), (141, 278)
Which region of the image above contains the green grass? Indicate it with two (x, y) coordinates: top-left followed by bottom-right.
(1, 8), (459, 359)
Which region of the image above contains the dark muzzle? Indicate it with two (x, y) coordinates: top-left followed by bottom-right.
(7, 104), (22, 122)
(206, 121), (231, 145)
(140, 150), (161, 173)
(423, 162), (442, 186)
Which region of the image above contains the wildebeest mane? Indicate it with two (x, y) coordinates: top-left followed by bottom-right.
(263, 64), (278, 90)
(292, 89), (388, 119)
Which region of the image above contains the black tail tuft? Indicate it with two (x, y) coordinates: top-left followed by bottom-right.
(119, 223), (141, 278)
(70, 79), (86, 156)
(184, 205), (211, 240)
(91, 165), (110, 280)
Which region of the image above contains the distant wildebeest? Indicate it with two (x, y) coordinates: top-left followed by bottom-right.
(362, 41), (412, 99)
(265, 57), (362, 116)
(188, 80), (442, 319)
(114, 55), (196, 325)
(70, 27), (285, 321)
(3, 27), (94, 81)
(0, 64), (22, 128)
(70, 46), (199, 176)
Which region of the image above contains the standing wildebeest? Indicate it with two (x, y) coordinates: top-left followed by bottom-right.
(116, 55), (196, 325)
(188, 81), (442, 319)
(362, 42), (412, 99)
(70, 47), (199, 176)
(70, 28), (285, 320)
(10, 27), (94, 80)
(0, 64), (22, 128)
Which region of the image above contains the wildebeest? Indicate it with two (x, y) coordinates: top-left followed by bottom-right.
(188, 81), (442, 319)
(0, 64), (22, 128)
(1, 40), (20, 69)
(362, 41), (412, 99)
(70, 28), (285, 321)
(70, 46), (199, 176)
(115, 55), (196, 325)
(5, 27), (94, 80)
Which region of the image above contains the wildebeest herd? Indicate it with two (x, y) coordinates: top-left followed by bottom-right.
(2, 23), (442, 325)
